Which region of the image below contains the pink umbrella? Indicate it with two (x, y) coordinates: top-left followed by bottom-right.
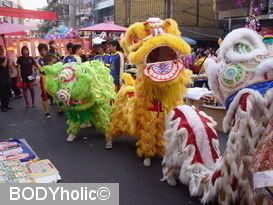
(78, 22), (127, 32)
(0, 22), (33, 35)
(0, 22), (33, 52)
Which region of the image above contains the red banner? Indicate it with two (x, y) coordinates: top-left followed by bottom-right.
(0, 7), (58, 20)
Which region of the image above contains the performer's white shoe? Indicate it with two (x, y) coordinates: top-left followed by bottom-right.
(143, 158), (151, 167)
(105, 141), (113, 150)
(167, 177), (177, 186)
(67, 134), (77, 142)
(80, 123), (92, 129)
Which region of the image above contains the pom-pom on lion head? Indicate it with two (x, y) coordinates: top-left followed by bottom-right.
(120, 18), (191, 83)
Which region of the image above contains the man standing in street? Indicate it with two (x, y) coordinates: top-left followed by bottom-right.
(0, 46), (12, 112)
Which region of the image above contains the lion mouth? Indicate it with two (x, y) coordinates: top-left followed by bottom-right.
(65, 99), (86, 106)
(144, 46), (184, 82)
(146, 46), (177, 63)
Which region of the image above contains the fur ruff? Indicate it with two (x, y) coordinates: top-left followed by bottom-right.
(162, 88), (273, 205)
(163, 28), (273, 205)
(219, 28), (267, 63)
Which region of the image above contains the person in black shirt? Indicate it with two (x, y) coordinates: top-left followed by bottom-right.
(17, 46), (36, 109)
(0, 45), (12, 112)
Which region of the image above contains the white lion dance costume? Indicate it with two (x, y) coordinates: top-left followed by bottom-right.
(162, 28), (273, 205)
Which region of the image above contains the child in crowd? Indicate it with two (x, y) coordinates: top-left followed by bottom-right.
(48, 40), (61, 60)
(102, 41), (110, 54)
(17, 46), (36, 109)
(72, 44), (83, 63)
(36, 43), (51, 119)
(108, 40), (124, 92)
(93, 44), (111, 67)
(63, 43), (77, 64)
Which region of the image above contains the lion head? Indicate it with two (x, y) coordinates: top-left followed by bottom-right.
(205, 28), (273, 109)
(44, 61), (115, 111)
(120, 18), (191, 83)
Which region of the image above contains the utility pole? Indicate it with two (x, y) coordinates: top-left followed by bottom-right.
(196, 0), (200, 26)
(128, 0), (131, 26)
(166, 0), (173, 18)
(125, 0), (128, 26)
(228, 0), (231, 32)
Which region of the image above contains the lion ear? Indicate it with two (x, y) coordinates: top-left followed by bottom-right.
(163, 19), (181, 36)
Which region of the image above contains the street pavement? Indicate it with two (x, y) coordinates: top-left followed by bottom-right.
(0, 85), (228, 205)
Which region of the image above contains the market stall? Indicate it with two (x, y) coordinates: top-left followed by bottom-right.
(184, 87), (226, 132)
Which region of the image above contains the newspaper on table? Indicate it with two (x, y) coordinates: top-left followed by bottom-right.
(0, 139), (61, 183)
(27, 159), (61, 183)
(0, 160), (34, 183)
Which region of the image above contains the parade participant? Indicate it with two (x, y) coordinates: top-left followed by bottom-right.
(8, 52), (21, 98)
(63, 43), (77, 64)
(72, 44), (83, 64)
(106, 18), (192, 167)
(108, 40), (124, 91)
(37, 43), (51, 119)
(93, 44), (110, 66)
(102, 41), (110, 54)
(44, 60), (116, 142)
(81, 53), (88, 63)
(192, 49), (207, 74)
(17, 46), (36, 109)
(0, 45), (12, 112)
(48, 40), (61, 60)
(162, 28), (273, 205)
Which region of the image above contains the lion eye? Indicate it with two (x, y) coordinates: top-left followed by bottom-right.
(133, 36), (139, 44)
(131, 34), (140, 44)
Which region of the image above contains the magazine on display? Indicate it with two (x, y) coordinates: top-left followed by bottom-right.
(0, 139), (61, 183)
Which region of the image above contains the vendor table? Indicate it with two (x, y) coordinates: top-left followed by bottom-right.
(184, 88), (226, 132)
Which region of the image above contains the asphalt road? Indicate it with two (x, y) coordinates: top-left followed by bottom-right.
(0, 85), (228, 205)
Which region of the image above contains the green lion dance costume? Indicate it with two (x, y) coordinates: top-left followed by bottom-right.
(44, 61), (116, 142)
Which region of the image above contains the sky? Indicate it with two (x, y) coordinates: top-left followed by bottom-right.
(20, 0), (48, 10)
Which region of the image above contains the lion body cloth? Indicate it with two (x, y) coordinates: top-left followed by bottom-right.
(162, 28), (273, 204)
(44, 61), (116, 142)
(106, 18), (192, 167)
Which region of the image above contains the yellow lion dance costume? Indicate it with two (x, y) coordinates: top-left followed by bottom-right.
(106, 18), (192, 167)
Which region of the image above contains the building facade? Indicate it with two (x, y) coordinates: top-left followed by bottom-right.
(115, 0), (171, 26)
(216, 0), (273, 32)
(0, 0), (23, 24)
(115, 0), (221, 41)
(53, 0), (94, 27)
(93, 0), (114, 23)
